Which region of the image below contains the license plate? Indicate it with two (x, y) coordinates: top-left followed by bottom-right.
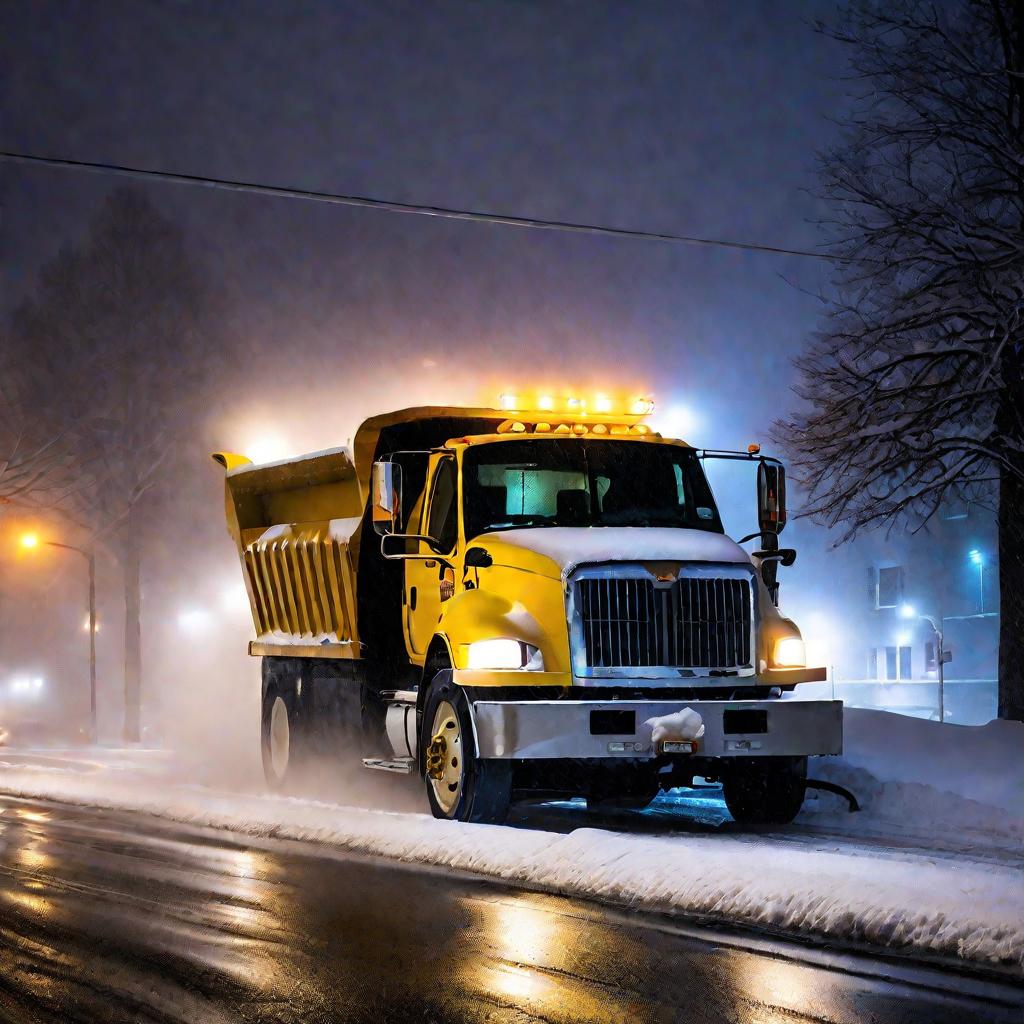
(660, 740), (696, 754)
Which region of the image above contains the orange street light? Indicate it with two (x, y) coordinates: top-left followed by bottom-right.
(19, 532), (40, 549)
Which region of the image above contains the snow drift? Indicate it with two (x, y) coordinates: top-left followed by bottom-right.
(806, 707), (1024, 840)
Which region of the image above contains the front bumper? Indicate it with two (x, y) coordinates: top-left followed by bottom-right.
(471, 697), (842, 760)
(452, 666), (827, 688)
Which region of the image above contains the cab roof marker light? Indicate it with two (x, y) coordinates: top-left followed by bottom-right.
(631, 397), (656, 416)
(499, 393), (519, 411)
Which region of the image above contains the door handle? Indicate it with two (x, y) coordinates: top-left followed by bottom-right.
(425, 560), (437, 568)
(409, 586), (417, 611)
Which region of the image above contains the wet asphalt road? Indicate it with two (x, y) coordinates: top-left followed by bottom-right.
(0, 796), (1019, 1024)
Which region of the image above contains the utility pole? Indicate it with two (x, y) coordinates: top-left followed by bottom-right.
(87, 549), (97, 741)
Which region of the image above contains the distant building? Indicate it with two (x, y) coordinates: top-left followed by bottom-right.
(782, 501), (999, 725)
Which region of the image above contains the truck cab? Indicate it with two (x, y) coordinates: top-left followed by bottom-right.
(216, 403), (841, 825)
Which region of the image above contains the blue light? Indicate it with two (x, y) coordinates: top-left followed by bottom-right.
(969, 549), (984, 566)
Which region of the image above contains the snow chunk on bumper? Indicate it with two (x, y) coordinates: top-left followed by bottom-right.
(645, 708), (705, 744)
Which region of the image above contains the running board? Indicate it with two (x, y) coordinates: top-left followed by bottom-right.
(362, 757), (416, 774)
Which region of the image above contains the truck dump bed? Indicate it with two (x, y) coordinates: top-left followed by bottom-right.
(214, 447), (363, 657)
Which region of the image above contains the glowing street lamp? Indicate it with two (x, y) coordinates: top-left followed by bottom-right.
(968, 549), (985, 611)
(177, 606), (211, 632)
(244, 436), (290, 466)
(19, 532), (97, 742)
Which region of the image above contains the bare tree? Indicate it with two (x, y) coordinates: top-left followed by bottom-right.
(9, 187), (219, 739)
(776, 1), (1024, 719)
(0, 350), (75, 508)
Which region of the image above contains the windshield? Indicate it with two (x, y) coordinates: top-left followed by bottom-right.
(463, 438), (723, 540)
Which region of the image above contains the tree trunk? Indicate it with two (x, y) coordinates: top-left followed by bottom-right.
(998, 463), (1024, 720)
(122, 506), (142, 742)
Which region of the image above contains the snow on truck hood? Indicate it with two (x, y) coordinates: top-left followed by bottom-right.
(482, 527), (751, 578)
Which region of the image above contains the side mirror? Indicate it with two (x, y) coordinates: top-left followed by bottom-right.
(757, 462), (787, 536)
(372, 461), (403, 536)
(464, 546), (493, 568)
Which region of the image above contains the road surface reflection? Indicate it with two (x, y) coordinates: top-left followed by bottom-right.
(0, 795), (1016, 1024)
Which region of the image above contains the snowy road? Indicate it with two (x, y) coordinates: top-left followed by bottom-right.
(0, 740), (1022, 984)
(0, 794), (1020, 1024)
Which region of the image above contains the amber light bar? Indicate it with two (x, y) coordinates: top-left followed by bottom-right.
(496, 420), (655, 436)
(497, 393), (655, 417)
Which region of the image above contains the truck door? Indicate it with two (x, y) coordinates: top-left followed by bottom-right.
(405, 456), (459, 659)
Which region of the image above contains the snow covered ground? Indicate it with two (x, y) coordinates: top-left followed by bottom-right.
(0, 708), (1021, 975)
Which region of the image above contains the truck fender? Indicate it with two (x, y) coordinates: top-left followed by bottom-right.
(415, 667), (481, 774)
(435, 587), (551, 667)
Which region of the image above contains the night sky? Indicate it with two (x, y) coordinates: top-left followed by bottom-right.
(2, 1), (847, 449)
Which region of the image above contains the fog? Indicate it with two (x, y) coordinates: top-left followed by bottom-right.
(5, 1), (986, 788)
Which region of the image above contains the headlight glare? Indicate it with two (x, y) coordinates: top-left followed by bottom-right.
(465, 638), (543, 670)
(773, 636), (806, 668)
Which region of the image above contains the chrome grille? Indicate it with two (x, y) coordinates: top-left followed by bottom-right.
(576, 576), (752, 670)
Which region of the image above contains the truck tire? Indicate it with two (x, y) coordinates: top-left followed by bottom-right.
(261, 680), (296, 790)
(722, 757), (807, 825)
(421, 675), (511, 824)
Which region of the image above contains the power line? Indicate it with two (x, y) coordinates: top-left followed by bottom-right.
(0, 149), (839, 261)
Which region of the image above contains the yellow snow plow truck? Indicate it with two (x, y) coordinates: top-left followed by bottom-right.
(215, 402), (840, 824)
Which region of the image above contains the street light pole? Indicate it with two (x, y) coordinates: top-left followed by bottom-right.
(87, 549), (97, 740)
(43, 541), (97, 743)
(920, 614), (945, 723)
(901, 603), (952, 723)
(969, 549), (985, 613)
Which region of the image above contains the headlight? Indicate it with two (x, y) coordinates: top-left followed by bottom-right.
(465, 638), (544, 670)
(773, 636), (806, 668)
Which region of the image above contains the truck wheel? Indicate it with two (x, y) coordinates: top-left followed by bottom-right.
(723, 757), (807, 825)
(261, 683), (296, 790)
(421, 678), (511, 824)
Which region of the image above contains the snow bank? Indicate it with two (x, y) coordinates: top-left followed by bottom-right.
(806, 708), (1024, 840)
(0, 759), (1021, 974)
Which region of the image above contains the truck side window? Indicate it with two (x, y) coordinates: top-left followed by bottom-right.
(427, 458), (458, 553)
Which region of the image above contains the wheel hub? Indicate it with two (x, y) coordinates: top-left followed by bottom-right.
(426, 701), (463, 814)
(426, 731), (448, 780)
